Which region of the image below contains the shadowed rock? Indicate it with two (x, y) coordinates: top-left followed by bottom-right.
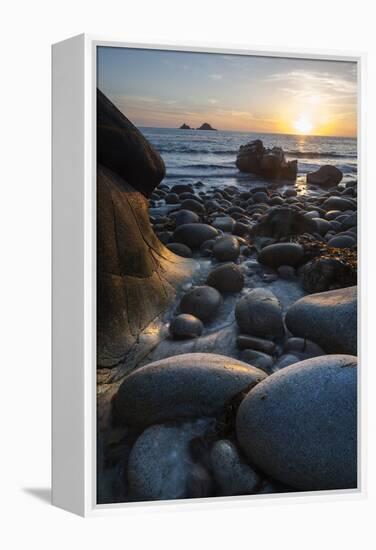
(251, 207), (317, 240)
(97, 88), (165, 197)
(114, 353), (267, 429)
(97, 90), (195, 370)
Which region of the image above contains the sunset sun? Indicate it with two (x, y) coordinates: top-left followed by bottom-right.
(294, 115), (314, 135)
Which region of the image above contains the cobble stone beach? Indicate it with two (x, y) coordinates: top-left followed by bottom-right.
(96, 91), (357, 504)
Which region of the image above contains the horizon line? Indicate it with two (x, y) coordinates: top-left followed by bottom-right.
(136, 125), (357, 140)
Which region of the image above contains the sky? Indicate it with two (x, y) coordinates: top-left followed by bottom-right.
(97, 47), (357, 137)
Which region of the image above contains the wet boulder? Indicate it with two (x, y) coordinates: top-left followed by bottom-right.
(258, 243), (304, 268)
(170, 209), (200, 227)
(327, 235), (356, 249)
(212, 216), (236, 233)
(207, 263), (245, 293)
(173, 223), (219, 249)
(322, 196), (356, 212)
(128, 419), (213, 501)
(180, 198), (205, 215)
(180, 285), (222, 322)
(285, 286), (357, 354)
(212, 236), (240, 262)
(307, 165), (343, 188)
(210, 440), (261, 496)
(169, 314), (203, 339)
(235, 288), (284, 339)
(114, 353), (267, 428)
(166, 243), (193, 258)
(236, 355), (357, 490)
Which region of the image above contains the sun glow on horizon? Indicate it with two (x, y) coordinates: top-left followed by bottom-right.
(293, 115), (314, 135)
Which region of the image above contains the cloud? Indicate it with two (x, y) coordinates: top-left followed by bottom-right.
(268, 70), (357, 96)
(208, 98), (218, 104)
(209, 73), (223, 80)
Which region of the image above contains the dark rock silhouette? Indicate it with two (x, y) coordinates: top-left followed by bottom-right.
(197, 122), (217, 131)
(179, 123), (191, 129)
(97, 89), (165, 198)
(236, 139), (297, 180)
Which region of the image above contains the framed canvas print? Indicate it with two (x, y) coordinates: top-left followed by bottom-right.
(52, 35), (364, 516)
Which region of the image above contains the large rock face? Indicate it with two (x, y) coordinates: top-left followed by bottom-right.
(236, 355), (357, 490)
(285, 286), (357, 355)
(236, 139), (297, 180)
(97, 90), (195, 370)
(114, 353), (267, 429)
(97, 89), (165, 197)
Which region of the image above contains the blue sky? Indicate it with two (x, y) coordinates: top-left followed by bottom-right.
(97, 47), (357, 136)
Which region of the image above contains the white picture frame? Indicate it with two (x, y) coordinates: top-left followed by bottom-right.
(52, 34), (366, 517)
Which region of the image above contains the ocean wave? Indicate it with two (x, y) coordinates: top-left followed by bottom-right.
(156, 146), (236, 155)
(286, 150), (357, 159)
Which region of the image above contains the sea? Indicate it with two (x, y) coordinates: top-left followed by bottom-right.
(141, 127), (357, 193)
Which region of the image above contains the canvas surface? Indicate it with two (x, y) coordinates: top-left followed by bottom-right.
(96, 46), (358, 505)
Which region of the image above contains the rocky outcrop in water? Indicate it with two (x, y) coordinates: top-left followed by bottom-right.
(236, 139), (297, 180)
(197, 122), (217, 131)
(179, 123), (191, 129)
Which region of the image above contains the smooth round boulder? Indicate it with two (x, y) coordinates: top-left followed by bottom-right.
(312, 217), (331, 236)
(212, 216), (236, 233)
(206, 263), (244, 293)
(170, 209), (200, 227)
(114, 353), (267, 428)
(169, 314), (203, 339)
(327, 235), (356, 248)
(180, 285), (222, 321)
(170, 184), (193, 195)
(285, 286), (357, 355)
(306, 165), (343, 187)
(166, 242), (193, 258)
(173, 223), (219, 249)
(165, 192), (180, 204)
(210, 440), (261, 496)
(236, 355), (357, 490)
(212, 236), (240, 262)
(180, 198), (205, 215)
(235, 288), (284, 338)
(253, 191), (269, 204)
(322, 196), (356, 212)
(128, 419), (212, 501)
(325, 210), (342, 220)
(173, 223), (218, 249)
(258, 243), (304, 268)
